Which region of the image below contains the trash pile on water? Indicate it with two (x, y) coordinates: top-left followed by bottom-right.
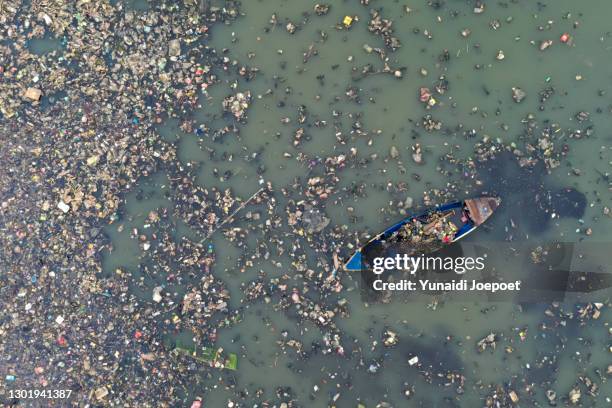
(0, 0), (610, 406)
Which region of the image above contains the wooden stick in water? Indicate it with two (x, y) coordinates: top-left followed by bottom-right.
(200, 187), (265, 243)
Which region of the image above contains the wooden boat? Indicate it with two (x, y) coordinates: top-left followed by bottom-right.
(344, 197), (500, 271)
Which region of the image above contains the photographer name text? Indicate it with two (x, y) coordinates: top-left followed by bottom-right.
(372, 279), (522, 293)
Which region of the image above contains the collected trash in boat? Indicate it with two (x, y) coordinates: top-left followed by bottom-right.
(173, 343), (238, 371)
(344, 197), (501, 271)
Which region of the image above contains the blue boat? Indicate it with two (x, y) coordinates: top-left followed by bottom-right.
(344, 197), (501, 271)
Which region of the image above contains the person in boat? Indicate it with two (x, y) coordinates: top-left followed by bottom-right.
(461, 203), (471, 224)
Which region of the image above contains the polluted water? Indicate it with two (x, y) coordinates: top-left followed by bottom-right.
(0, 0), (610, 407)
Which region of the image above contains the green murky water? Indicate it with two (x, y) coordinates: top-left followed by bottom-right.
(103, 0), (611, 406)
(27, 36), (62, 55)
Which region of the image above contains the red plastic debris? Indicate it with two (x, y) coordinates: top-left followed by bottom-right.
(560, 33), (570, 43)
(134, 330), (143, 339)
(191, 400), (202, 408)
(419, 87), (432, 103)
(57, 335), (67, 347)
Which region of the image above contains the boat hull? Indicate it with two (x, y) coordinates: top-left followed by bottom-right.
(344, 197), (500, 271)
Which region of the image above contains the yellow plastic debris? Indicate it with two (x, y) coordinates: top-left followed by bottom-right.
(95, 386), (109, 401)
(24, 87), (42, 102)
(87, 155), (100, 166)
(86, 155), (99, 166)
(343, 16), (353, 27)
